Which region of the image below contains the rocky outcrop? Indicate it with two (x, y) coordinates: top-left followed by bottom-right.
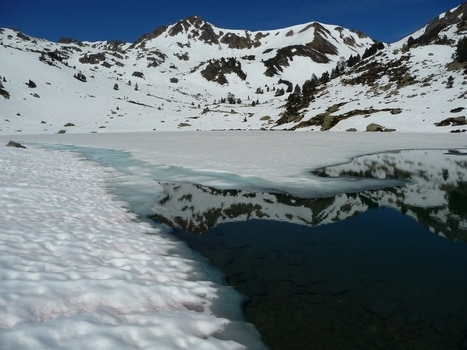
(79, 52), (106, 64)
(201, 57), (247, 85)
(366, 123), (395, 132)
(263, 45), (330, 77)
(435, 116), (467, 127)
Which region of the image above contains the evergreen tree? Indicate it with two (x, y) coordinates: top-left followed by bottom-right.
(455, 37), (467, 63)
(319, 71), (330, 85)
(227, 92), (236, 104)
(302, 74), (317, 95)
(446, 76), (454, 89)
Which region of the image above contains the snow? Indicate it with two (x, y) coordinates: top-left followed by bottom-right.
(0, 145), (265, 350)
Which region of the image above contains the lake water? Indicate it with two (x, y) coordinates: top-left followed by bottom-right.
(153, 149), (467, 349)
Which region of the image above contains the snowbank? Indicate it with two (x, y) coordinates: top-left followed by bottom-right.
(0, 146), (263, 349)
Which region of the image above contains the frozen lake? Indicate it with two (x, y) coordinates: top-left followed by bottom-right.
(2, 131), (467, 349)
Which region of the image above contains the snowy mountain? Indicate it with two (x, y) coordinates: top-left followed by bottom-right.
(0, 4), (466, 134)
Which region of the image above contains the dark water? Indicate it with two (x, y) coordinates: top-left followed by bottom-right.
(153, 149), (467, 349)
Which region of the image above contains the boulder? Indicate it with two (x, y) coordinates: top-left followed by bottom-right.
(6, 140), (26, 148)
(366, 123), (385, 132)
(321, 115), (336, 131)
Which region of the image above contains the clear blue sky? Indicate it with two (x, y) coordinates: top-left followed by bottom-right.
(0, 0), (464, 43)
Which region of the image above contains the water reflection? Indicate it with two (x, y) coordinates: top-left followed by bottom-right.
(151, 149), (467, 349)
(153, 149), (467, 242)
(314, 149), (467, 242)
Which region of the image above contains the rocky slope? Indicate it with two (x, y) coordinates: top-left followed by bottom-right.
(0, 4), (466, 134)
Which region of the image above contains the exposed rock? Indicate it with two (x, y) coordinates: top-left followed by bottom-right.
(146, 50), (168, 68)
(435, 116), (467, 126)
(73, 73), (86, 82)
(220, 32), (260, 49)
(451, 107), (466, 113)
(16, 32), (30, 41)
(6, 140), (26, 148)
(390, 108), (403, 115)
(131, 25), (168, 49)
(263, 45), (329, 77)
(64, 123), (75, 127)
(201, 57), (246, 85)
(326, 103), (341, 114)
(346, 128), (357, 132)
(57, 129), (66, 134)
(321, 115), (336, 131)
(306, 23), (339, 55)
(366, 123), (385, 132)
(132, 71), (144, 79)
(79, 52), (106, 64)
(58, 37), (84, 46)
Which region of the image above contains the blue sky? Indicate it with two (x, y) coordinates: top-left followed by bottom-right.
(0, 0), (464, 43)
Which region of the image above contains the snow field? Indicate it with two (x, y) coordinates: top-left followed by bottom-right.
(0, 146), (263, 349)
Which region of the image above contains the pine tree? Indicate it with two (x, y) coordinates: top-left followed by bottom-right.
(446, 76), (454, 89)
(455, 37), (467, 63)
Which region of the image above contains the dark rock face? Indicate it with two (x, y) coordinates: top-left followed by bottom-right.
(58, 37), (84, 46)
(146, 50), (168, 68)
(130, 25), (168, 49)
(167, 16), (221, 46)
(201, 57), (247, 85)
(424, 3), (467, 36)
(220, 32), (262, 49)
(263, 45), (330, 77)
(306, 23), (339, 55)
(79, 52), (106, 64)
(6, 140), (26, 148)
(435, 116), (467, 127)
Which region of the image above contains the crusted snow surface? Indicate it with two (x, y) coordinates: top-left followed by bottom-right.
(0, 146), (264, 350)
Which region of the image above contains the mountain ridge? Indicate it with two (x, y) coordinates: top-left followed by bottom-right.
(0, 4), (466, 135)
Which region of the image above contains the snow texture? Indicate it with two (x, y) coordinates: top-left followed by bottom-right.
(0, 146), (264, 350)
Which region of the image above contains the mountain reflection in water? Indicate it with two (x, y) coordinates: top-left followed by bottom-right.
(154, 149), (467, 242)
(151, 149), (467, 349)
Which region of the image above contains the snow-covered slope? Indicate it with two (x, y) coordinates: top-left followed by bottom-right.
(0, 5), (466, 134)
